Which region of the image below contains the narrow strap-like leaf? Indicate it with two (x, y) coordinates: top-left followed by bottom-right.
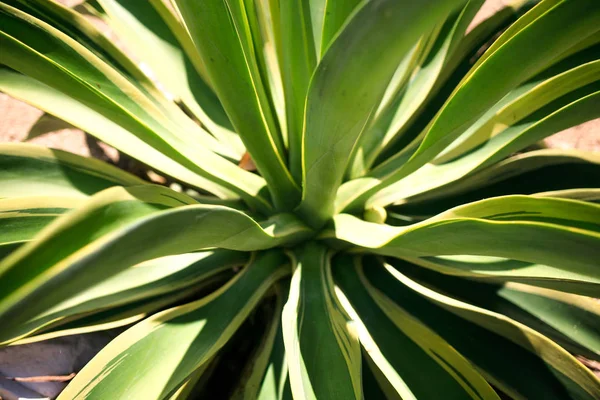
(13, 270), (233, 346)
(326, 196), (600, 296)
(57, 251), (289, 400)
(367, 53), (600, 208)
(401, 255), (598, 298)
(371, 0), (533, 167)
(0, 5), (272, 211)
(5, 0), (168, 105)
(333, 255), (498, 399)
(319, 0), (362, 54)
(298, 0), (467, 228)
(231, 283), (287, 400)
(364, 258), (600, 399)
(0, 3), (231, 159)
(395, 0), (600, 182)
(367, 86), (600, 209)
(350, 0), (485, 177)
(2, 250), (247, 343)
(435, 51), (600, 163)
(174, 0), (300, 210)
(0, 196), (82, 260)
(277, 0), (318, 182)
(0, 70), (245, 202)
(0, 143), (145, 198)
(340, 0), (600, 211)
(282, 243), (362, 399)
(96, 0), (244, 156)
(387, 150), (600, 216)
(395, 261), (600, 360)
(0, 185), (311, 343)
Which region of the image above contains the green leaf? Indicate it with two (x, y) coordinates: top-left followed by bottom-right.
(395, 261), (600, 360)
(0, 3), (232, 158)
(397, 0), (600, 181)
(0, 143), (145, 198)
(282, 243), (361, 399)
(536, 189), (600, 202)
(0, 70), (243, 201)
(320, 0), (362, 54)
(277, 0), (317, 182)
(387, 149), (600, 217)
(333, 255), (498, 399)
(0, 196), (82, 259)
(350, 0), (485, 177)
(0, 185), (311, 343)
(173, 0), (300, 210)
(371, 0), (534, 167)
(435, 48), (600, 163)
(327, 196), (600, 296)
(166, 360), (215, 400)
(368, 86), (600, 209)
(401, 255), (599, 297)
(298, 0), (467, 228)
(4, 0), (163, 100)
(57, 251), (289, 400)
(96, 0), (244, 156)
(13, 269), (233, 346)
(364, 257), (600, 399)
(231, 283), (287, 400)
(0, 5), (272, 211)
(340, 0), (600, 211)
(3, 250), (247, 343)
(307, 0), (326, 58)
(246, 0), (289, 156)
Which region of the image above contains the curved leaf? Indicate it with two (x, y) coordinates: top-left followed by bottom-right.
(395, 261), (600, 360)
(0, 5), (272, 211)
(277, 0), (317, 181)
(368, 86), (600, 208)
(2, 250), (246, 343)
(282, 243), (361, 399)
(351, 0), (485, 176)
(0, 196), (81, 261)
(436, 50), (600, 163)
(333, 255), (498, 399)
(327, 196), (600, 296)
(339, 0), (600, 211)
(57, 251), (289, 400)
(388, 150), (600, 216)
(0, 143), (145, 198)
(174, 0), (299, 210)
(298, 0), (467, 227)
(392, 0), (600, 184)
(231, 283), (287, 400)
(0, 185), (311, 343)
(364, 257), (600, 399)
(96, 0), (244, 155)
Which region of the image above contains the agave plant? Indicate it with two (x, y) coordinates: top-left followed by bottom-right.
(1, 0), (599, 398)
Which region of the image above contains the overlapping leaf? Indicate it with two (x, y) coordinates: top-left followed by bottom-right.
(0, 185), (311, 343)
(298, 0), (467, 227)
(328, 196), (600, 296)
(333, 255), (498, 399)
(282, 243), (361, 399)
(57, 251), (289, 400)
(364, 258), (600, 399)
